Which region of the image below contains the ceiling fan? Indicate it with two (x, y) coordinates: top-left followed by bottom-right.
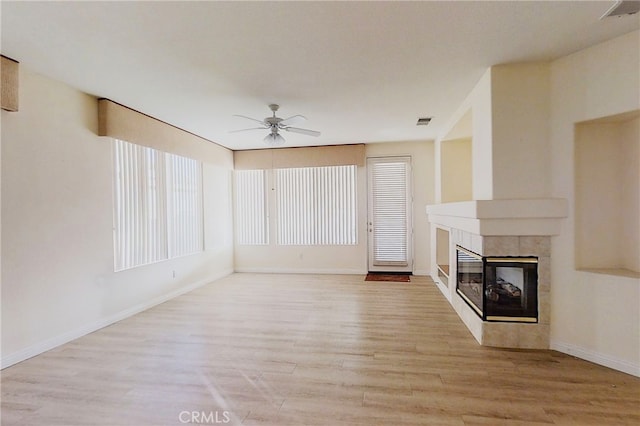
(231, 104), (321, 146)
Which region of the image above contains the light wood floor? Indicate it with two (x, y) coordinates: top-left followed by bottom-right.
(2, 273), (639, 425)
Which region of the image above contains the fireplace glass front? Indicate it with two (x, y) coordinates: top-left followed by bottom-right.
(456, 246), (538, 322)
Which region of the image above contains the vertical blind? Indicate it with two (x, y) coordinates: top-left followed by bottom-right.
(113, 139), (168, 271)
(234, 169), (268, 245)
(370, 159), (410, 265)
(276, 165), (357, 245)
(112, 139), (203, 271)
(167, 153), (203, 257)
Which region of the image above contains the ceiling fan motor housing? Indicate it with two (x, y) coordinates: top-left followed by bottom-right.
(266, 104), (282, 128)
(266, 117), (282, 126)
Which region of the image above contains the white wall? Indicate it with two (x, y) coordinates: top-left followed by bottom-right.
(549, 30), (640, 376)
(491, 63), (551, 200)
(468, 72), (493, 201)
(1, 68), (234, 367)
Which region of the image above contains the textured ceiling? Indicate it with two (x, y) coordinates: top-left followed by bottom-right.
(2, 1), (638, 150)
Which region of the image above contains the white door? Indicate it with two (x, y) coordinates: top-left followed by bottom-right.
(367, 156), (412, 273)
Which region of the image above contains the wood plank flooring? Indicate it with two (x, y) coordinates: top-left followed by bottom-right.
(2, 273), (639, 425)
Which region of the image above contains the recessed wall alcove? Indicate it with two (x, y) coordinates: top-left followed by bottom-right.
(441, 138), (472, 203)
(574, 110), (640, 278)
(436, 227), (450, 287)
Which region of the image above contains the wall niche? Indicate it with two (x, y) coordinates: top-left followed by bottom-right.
(574, 110), (639, 277)
(436, 227), (450, 287)
(440, 109), (473, 203)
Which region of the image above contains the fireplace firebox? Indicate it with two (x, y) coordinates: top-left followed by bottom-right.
(456, 246), (538, 322)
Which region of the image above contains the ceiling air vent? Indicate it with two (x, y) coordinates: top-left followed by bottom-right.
(601, 1), (640, 19)
(416, 117), (432, 126)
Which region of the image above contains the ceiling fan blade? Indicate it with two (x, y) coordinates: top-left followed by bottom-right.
(232, 114), (266, 125)
(279, 115), (307, 126)
(229, 127), (268, 133)
(284, 127), (321, 137)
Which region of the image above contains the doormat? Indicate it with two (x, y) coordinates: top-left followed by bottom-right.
(365, 273), (411, 282)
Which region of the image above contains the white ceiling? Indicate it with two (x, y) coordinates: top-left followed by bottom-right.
(2, 1), (638, 150)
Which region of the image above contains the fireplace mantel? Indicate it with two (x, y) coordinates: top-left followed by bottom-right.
(426, 198), (567, 236)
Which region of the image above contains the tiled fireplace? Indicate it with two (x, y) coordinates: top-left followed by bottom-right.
(451, 232), (550, 348)
(426, 199), (565, 350)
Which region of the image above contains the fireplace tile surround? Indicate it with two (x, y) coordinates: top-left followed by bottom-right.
(427, 199), (566, 350)
(456, 232), (550, 348)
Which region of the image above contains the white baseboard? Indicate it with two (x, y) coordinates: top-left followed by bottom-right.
(551, 340), (640, 377)
(1, 269), (233, 370)
(234, 268), (430, 276)
(433, 280), (451, 302)
(234, 267), (367, 275)
(428, 272), (452, 302)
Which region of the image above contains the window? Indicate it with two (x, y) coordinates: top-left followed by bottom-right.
(234, 169), (268, 245)
(276, 165), (357, 245)
(112, 139), (203, 271)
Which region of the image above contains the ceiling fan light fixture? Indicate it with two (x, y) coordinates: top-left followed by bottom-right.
(263, 132), (285, 146)
(233, 104), (320, 147)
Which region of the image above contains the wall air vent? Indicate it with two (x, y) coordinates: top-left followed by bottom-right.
(416, 117), (432, 126)
(601, 0), (640, 19)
